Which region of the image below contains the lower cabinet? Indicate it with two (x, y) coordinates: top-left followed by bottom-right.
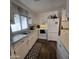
(10, 30), (38, 59)
(14, 40), (27, 59)
(10, 46), (16, 59)
(57, 38), (69, 59)
(60, 30), (69, 50)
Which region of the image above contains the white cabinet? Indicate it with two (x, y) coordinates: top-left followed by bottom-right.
(60, 20), (69, 50)
(26, 31), (38, 53)
(10, 46), (16, 59)
(14, 39), (27, 59)
(10, 30), (38, 59)
(57, 37), (69, 59)
(60, 30), (69, 50)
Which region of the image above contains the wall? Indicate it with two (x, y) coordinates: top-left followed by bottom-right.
(11, 0), (39, 25)
(37, 10), (59, 24)
(30, 13), (40, 25)
(66, 0), (69, 17)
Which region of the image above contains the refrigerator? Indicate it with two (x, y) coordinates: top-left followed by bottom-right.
(47, 18), (59, 41)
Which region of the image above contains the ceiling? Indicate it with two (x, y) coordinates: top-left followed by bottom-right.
(17, 0), (66, 13)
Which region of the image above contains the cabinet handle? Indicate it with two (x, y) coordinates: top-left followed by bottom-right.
(21, 40), (24, 43)
(14, 50), (16, 54)
(59, 44), (61, 47)
(26, 40), (29, 44)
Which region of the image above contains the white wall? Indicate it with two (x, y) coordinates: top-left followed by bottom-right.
(30, 13), (40, 24)
(61, 9), (67, 21)
(66, 0), (69, 17)
(36, 10), (59, 24)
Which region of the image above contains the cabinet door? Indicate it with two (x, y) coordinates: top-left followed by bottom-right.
(27, 31), (38, 52)
(27, 34), (36, 51)
(14, 40), (27, 59)
(60, 30), (69, 50)
(57, 39), (69, 59)
(13, 30), (38, 59)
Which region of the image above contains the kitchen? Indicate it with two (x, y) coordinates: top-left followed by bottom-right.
(10, 0), (69, 59)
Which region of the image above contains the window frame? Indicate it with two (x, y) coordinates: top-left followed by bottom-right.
(20, 15), (28, 30)
(10, 14), (29, 35)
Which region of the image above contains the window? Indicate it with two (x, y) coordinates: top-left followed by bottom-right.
(21, 16), (28, 29)
(11, 14), (21, 32)
(11, 14), (28, 33)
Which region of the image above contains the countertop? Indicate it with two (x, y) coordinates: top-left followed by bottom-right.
(11, 29), (37, 45)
